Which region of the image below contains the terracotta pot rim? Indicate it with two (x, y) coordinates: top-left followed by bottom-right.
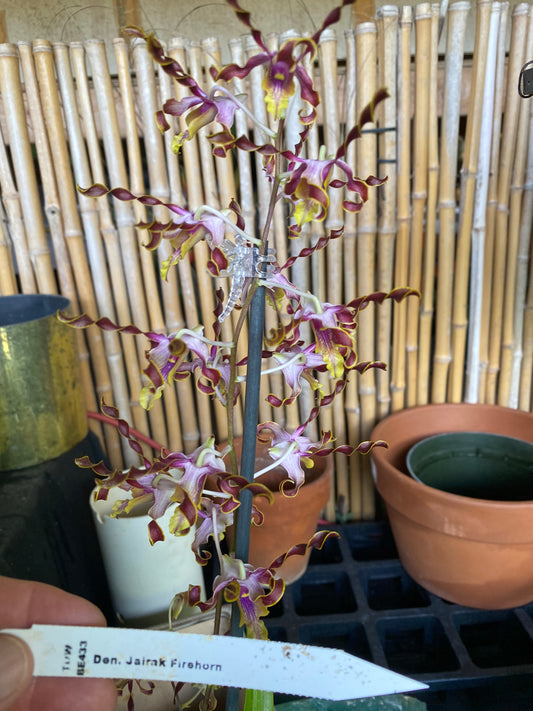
(372, 402), (530, 438)
(370, 403), (533, 541)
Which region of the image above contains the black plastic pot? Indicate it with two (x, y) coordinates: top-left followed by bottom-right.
(406, 432), (533, 500)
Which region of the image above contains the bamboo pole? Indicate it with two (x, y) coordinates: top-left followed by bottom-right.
(153, 45), (205, 452)
(297, 60), (328, 509)
(69, 41), (154, 455)
(188, 39), (237, 438)
(112, 37), (170, 450)
(517, 15), (533, 411)
(390, 5), (412, 413)
(0, 44), (56, 294)
(20, 40), (102, 444)
(284, 28), (312, 304)
(417, 4), (440, 405)
(500, 4), (533, 407)
(32, 39), (126, 464)
(478, 2), (509, 401)
(0, 102), (36, 294)
(486, 4), (528, 404)
(183, 42), (218, 334)
(275, 30), (310, 434)
(432, 1), (470, 403)
(519, 249), (533, 411)
(375, 6), (398, 419)
(245, 34), (280, 262)
(464, 3), (501, 404)
(0, 12), (8, 44)
(71, 40), (148, 463)
(406, 3), (431, 407)
(342, 28), (362, 519)
(166, 37), (219, 448)
(263, 32), (289, 278)
(113, 0), (142, 33)
(353, 20), (378, 518)
(0, 201), (17, 294)
(448, 0), (492, 402)
(318, 27), (350, 516)
(229, 37), (256, 249)
(352, 0), (376, 26)
(82, 41), (150, 342)
(130, 37), (191, 450)
(18, 42), (76, 302)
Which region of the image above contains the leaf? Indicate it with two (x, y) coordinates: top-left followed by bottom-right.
(244, 689), (275, 711)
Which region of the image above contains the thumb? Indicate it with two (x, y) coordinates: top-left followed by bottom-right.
(0, 634), (34, 710)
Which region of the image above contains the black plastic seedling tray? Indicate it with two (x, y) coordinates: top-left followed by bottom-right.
(265, 522), (533, 711)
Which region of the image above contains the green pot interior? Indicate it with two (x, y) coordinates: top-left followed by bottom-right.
(406, 432), (533, 501)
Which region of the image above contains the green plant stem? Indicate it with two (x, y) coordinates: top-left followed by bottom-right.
(225, 122), (285, 711)
(225, 286), (256, 476)
(223, 119), (285, 477)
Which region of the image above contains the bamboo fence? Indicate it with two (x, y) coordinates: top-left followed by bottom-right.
(1, 1), (532, 521)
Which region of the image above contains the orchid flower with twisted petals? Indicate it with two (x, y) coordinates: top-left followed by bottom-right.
(58, 311), (234, 409)
(124, 27), (261, 148)
(79, 185), (255, 266)
(293, 300), (358, 378)
(184, 529), (337, 639)
(65, 0), (422, 651)
(256, 422), (342, 496)
(281, 88), (390, 236)
(217, 0), (356, 124)
(265, 343), (327, 407)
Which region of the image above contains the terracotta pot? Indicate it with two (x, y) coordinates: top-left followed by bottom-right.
(370, 403), (533, 609)
(228, 438), (333, 584)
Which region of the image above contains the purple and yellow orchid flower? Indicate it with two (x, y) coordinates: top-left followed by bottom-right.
(255, 422), (350, 496)
(58, 311), (235, 409)
(265, 343), (327, 407)
(184, 529), (336, 639)
(124, 27), (246, 147)
(282, 152), (386, 237)
(217, 0), (357, 124)
(281, 87), (390, 236)
(79, 185), (253, 268)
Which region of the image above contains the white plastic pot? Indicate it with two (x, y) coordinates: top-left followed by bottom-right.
(90, 487), (205, 623)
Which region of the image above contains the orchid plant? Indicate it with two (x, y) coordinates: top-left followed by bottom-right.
(60, 0), (417, 707)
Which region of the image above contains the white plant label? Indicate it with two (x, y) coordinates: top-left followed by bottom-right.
(2, 625), (428, 700)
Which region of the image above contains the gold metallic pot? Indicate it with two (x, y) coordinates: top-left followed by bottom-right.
(0, 294), (87, 470)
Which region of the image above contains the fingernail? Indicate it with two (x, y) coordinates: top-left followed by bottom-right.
(0, 634), (33, 701)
